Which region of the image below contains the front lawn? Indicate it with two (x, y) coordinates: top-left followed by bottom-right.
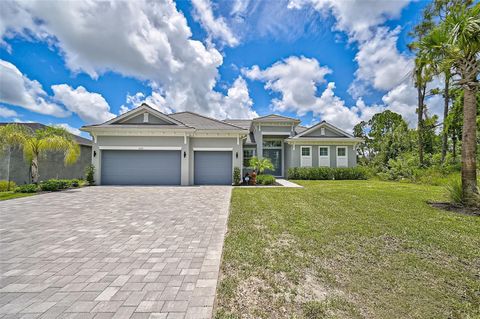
(215, 180), (480, 319)
(0, 191), (35, 201)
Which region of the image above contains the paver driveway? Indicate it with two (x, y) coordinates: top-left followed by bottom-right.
(0, 186), (232, 319)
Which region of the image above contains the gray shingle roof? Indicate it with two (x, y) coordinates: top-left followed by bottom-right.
(169, 112), (245, 130)
(223, 119), (252, 130)
(0, 122), (92, 146)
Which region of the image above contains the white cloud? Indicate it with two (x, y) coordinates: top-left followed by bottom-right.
(349, 27), (413, 97)
(245, 56), (384, 130)
(288, 0), (409, 41)
(1, 0), (256, 120)
(0, 106), (18, 118)
(51, 85), (115, 124)
(0, 59), (69, 117)
(191, 0), (239, 47)
(244, 56), (331, 116)
(52, 123), (81, 136)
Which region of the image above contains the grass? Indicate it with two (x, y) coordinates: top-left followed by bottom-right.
(0, 191), (35, 201)
(215, 180), (480, 319)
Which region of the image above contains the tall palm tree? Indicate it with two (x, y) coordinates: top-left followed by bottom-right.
(1, 124), (81, 184)
(0, 124), (29, 190)
(421, 3), (480, 204)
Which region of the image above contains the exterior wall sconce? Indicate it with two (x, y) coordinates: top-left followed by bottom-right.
(183, 151), (187, 158)
(236, 152), (238, 159)
(93, 151), (97, 157)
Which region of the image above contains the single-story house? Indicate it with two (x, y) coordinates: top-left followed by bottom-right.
(81, 103), (362, 185)
(0, 123), (92, 184)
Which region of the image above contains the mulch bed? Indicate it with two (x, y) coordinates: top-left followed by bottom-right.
(428, 201), (480, 217)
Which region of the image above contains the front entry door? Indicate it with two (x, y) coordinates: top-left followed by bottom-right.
(263, 149), (282, 176)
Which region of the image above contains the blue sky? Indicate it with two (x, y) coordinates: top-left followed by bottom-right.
(0, 0), (436, 138)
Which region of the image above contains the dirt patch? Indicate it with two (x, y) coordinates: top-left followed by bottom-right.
(428, 201), (480, 216)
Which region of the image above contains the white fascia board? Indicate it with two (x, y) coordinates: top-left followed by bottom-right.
(285, 137), (363, 144)
(81, 127), (195, 136)
(99, 146), (182, 150)
(261, 132), (290, 135)
(192, 130), (248, 137)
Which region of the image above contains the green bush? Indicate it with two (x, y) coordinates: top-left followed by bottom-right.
(446, 179), (463, 205)
(70, 179), (80, 187)
(0, 180), (17, 192)
(287, 167), (368, 180)
(39, 179), (69, 192)
(15, 184), (38, 193)
(233, 167), (241, 186)
(85, 164), (95, 185)
(256, 174), (276, 185)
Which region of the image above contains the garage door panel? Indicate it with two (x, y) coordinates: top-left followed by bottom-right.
(194, 151), (232, 185)
(101, 150), (181, 185)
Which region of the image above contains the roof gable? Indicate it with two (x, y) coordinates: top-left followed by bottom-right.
(103, 103), (185, 126)
(293, 121), (353, 139)
(253, 114), (300, 123)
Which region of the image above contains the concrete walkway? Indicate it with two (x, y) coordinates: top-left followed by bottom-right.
(0, 186), (232, 319)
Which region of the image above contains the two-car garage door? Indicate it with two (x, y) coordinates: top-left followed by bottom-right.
(101, 150), (181, 185)
(100, 150), (232, 185)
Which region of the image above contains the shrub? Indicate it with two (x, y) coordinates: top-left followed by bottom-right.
(446, 179), (463, 205)
(233, 167), (241, 186)
(15, 184), (38, 193)
(256, 174), (276, 185)
(70, 179), (80, 187)
(39, 179), (61, 192)
(85, 164), (95, 185)
(0, 180), (16, 192)
(287, 167), (367, 180)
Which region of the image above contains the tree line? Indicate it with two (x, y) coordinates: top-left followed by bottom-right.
(354, 0), (479, 206)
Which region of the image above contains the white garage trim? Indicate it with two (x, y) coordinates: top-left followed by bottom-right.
(99, 146), (182, 150)
(193, 147), (233, 151)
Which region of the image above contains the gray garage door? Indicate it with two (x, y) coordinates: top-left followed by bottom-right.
(101, 150), (181, 185)
(194, 151), (232, 185)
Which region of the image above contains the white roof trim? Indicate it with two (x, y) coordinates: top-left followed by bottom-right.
(99, 146), (182, 151)
(286, 137), (363, 144)
(293, 121), (354, 139)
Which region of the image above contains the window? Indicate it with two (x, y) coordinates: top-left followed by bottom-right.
(337, 147), (346, 157)
(301, 147), (310, 156)
(263, 139), (282, 148)
(243, 149), (255, 167)
(319, 147), (328, 156)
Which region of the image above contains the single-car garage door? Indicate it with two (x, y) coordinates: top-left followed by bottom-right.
(101, 150), (181, 185)
(194, 151), (232, 185)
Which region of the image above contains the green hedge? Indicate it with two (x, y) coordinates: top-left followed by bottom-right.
(15, 184), (38, 193)
(256, 174), (276, 185)
(0, 180), (17, 192)
(287, 167), (368, 180)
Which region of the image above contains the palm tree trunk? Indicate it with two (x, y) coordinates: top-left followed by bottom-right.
(441, 74), (450, 163)
(461, 85), (478, 204)
(31, 156), (39, 184)
(417, 84), (425, 166)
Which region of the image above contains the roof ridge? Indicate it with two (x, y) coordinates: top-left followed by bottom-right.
(171, 111), (247, 130)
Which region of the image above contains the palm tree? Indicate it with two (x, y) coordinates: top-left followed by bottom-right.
(248, 156), (274, 174)
(0, 124), (29, 190)
(421, 2), (480, 204)
(1, 124), (81, 184)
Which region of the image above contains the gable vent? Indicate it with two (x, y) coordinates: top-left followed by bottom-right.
(321, 127), (325, 135)
(143, 112), (149, 123)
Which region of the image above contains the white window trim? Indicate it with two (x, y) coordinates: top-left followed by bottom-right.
(99, 146), (182, 151)
(318, 146), (330, 167)
(300, 146), (312, 167)
(336, 146), (348, 168)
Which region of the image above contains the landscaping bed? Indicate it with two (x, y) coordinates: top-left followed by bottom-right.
(215, 180), (480, 319)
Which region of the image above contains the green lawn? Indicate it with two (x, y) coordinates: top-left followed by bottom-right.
(0, 192), (35, 201)
(215, 180), (480, 319)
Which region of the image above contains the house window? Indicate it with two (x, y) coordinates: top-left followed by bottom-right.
(301, 147), (311, 156)
(243, 149), (255, 167)
(319, 147), (328, 156)
(263, 139), (282, 148)
(337, 147), (346, 157)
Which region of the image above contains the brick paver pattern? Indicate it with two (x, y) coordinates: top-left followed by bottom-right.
(0, 186), (232, 319)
